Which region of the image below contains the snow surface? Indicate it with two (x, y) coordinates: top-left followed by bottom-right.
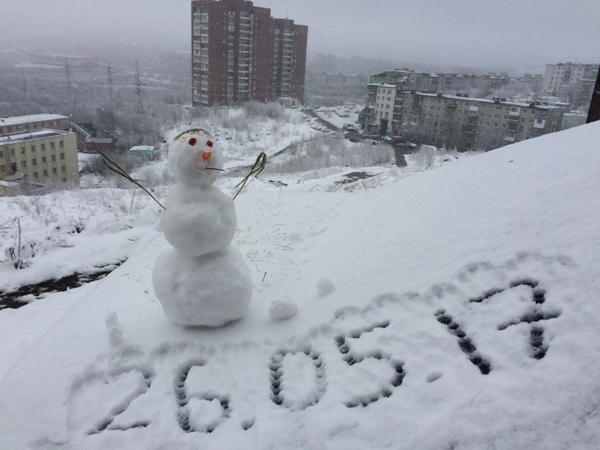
(1, 121), (600, 449)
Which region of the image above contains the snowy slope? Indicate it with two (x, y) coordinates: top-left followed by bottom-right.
(1, 122), (600, 449)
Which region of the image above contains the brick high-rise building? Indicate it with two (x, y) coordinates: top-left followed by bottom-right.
(191, 0), (308, 106)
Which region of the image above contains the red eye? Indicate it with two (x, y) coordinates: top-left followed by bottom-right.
(206, 140), (213, 147)
(189, 138), (197, 146)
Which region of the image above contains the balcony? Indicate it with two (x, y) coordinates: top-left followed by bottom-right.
(533, 119), (546, 129)
(508, 107), (521, 117)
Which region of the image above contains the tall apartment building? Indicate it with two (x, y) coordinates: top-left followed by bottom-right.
(191, 0), (308, 106)
(365, 88), (563, 151)
(542, 62), (598, 107)
(0, 114), (79, 194)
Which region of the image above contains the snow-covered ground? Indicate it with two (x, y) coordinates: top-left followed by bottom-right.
(1, 118), (599, 450)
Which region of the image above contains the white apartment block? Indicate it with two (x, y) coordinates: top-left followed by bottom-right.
(400, 93), (563, 151)
(542, 63), (597, 95)
(373, 84), (397, 136)
(0, 130), (79, 193)
(366, 85), (563, 151)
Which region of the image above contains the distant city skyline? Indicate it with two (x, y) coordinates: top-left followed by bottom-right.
(1, 0), (599, 74)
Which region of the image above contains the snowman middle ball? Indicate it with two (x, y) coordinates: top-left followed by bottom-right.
(160, 184), (237, 257)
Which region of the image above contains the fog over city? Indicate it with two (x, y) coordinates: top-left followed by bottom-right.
(2, 0), (599, 73)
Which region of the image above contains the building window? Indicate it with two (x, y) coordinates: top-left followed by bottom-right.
(21, 161), (27, 168)
(53, 168), (57, 174)
(43, 169), (48, 176)
(19, 147), (25, 154)
(32, 158), (37, 166)
(0, 165), (4, 172)
(42, 156), (47, 163)
(50, 142), (55, 149)
(34, 172), (38, 178)
(0, 151), (3, 158)
(51, 155), (56, 162)
(60, 153), (65, 160)
(41, 144), (45, 151)
(61, 166), (66, 172)
(30, 145), (36, 152)
(59, 140), (64, 148)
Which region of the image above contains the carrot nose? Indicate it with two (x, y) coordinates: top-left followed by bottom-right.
(202, 151), (212, 161)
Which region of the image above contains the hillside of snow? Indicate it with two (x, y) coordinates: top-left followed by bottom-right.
(1, 121), (599, 450)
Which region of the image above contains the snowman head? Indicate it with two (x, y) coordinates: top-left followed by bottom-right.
(168, 129), (225, 187)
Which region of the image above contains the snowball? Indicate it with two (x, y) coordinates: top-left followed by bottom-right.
(269, 297), (298, 321)
(316, 278), (335, 297)
(160, 184), (237, 257)
(152, 246), (253, 327)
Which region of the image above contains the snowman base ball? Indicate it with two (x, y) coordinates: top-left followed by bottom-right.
(153, 246), (253, 327)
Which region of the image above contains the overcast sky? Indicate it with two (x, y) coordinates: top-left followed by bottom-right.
(2, 0), (599, 72)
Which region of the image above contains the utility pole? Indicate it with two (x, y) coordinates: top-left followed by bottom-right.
(107, 62), (114, 107)
(106, 62), (116, 132)
(65, 59), (76, 110)
(586, 64), (600, 123)
(134, 59), (144, 114)
(21, 73), (28, 101)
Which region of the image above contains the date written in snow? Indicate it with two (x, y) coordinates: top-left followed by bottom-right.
(76, 278), (560, 435)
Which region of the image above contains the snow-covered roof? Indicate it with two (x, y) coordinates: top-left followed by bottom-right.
(0, 114), (69, 127)
(411, 92), (562, 110)
(128, 145), (155, 152)
(0, 129), (72, 144)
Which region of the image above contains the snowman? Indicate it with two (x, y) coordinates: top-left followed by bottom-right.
(152, 129), (253, 326)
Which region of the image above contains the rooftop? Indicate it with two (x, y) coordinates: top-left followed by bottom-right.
(128, 146), (155, 151)
(0, 129), (72, 145)
(412, 92), (562, 110)
(0, 114), (69, 127)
